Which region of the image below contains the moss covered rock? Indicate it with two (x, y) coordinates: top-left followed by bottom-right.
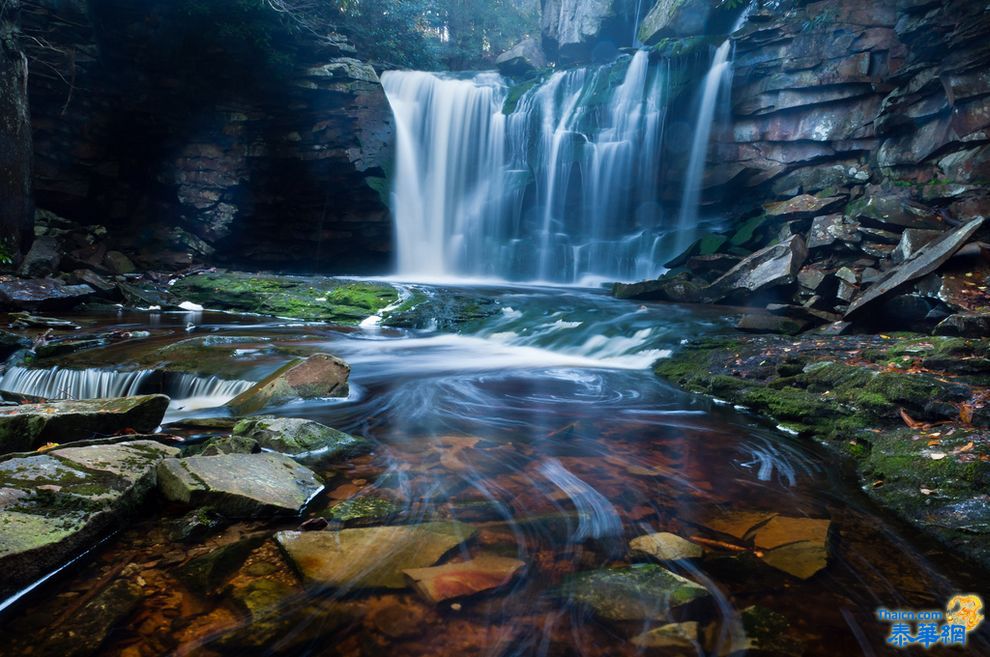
(170, 271), (398, 323)
(233, 416), (370, 458)
(226, 354), (349, 415)
(561, 563), (710, 622)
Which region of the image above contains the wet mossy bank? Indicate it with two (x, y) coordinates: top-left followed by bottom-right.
(654, 333), (990, 570)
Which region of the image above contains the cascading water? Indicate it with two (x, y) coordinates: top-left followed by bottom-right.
(674, 6), (754, 254)
(383, 50), (672, 285)
(0, 366), (254, 409)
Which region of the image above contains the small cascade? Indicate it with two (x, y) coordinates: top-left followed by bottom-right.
(0, 366), (154, 400)
(673, 6), (755, 253)
(0, 366), (253, 408)
(383, 51), (672, 284)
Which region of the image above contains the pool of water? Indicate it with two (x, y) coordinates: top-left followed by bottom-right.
(1, 283), (986, 657)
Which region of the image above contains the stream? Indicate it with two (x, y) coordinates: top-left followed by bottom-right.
(0, 283), (986, 656)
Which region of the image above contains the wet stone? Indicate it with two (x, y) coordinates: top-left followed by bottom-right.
(0, 395), (170, 454)
(157, 452), (324, 517)
(561, 564), (710, 622)
(402, 554), (526, 604)
(233, 416), (370, 458)
(275, 522), (477, 590)
(631, 621), (699, 650)
(629, 532), (703, 562)
(326, 496), (400, 526)
(226, 354), (350, 415)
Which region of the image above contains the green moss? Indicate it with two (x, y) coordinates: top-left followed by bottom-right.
(502, 79), (538, 114)
(170, 272), (398, 324)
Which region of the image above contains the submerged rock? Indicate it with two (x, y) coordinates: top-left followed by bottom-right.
(0, 394), (170, 453)
(0, 440), (178, 599)
(403, 554), (526, 604)
(226, 354), (350, 415)
(25, 578), (143, 657)
(275, 522), (477, 589)
(157, 452), (324, 517)
(232, 416), (369, 457)
(562, 564), (710, 622)
(629, 532), (703, 562)
(326, 495), (400, 526)
(631, 621), (699, 650)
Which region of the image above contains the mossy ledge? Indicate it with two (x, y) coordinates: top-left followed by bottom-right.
(654, 333), (990, 570)
(170, 271), (399, 324)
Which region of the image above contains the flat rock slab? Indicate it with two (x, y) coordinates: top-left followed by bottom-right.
(0, 440), (178, 599)
(227, 354), (350, 415)
(276, 522), (477, 590)
(561, 564), (710, 622)
(0, 278), (94, 311)
(846, 217), (984, 318)
(232, 416), (370, 458)
(403, 554), (525, 604)
(157, 452), (323, 517)
(629, 532), (703, 561)
(0, 395), (170, 454)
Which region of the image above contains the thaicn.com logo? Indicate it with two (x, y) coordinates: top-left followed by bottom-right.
(877, 595), (985, 649)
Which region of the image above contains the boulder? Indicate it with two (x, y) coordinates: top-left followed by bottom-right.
(17, 236), (61, 277)
(639, 0), (711, 44)
(807, 214), (860, 249)
(0, 329), (31, 360)
(629, 532), (703, 561)
(845, 218), (985, 319)
(103, 250), (136, 275)
(0, 395), (170, 453)
(232, 416), (369, 458)
(495, 37), (547, 76)
(0, 440), (178, 598)
(707, 235), (808, 302)
(0, 278), (94, 311)
(157, 452), (323, 517)
(847, 193), (944, 230)
(934, 313), (990, 337)
(562, 563), (710, 622)
(403, 554), (526, 604)
(892, 228), (944, 263)
(541, 0), (619, 61)
(226, 354), (350, 415)
(275, 522), (477, 589)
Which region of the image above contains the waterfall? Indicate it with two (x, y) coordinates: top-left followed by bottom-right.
(673, 6), (754, 254)
(383, 50), (671, 285)
(0, 366), (254, 408)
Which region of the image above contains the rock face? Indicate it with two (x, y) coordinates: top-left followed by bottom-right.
(639, 0), (711, 44)
(496, 37), (547, 75)
(0, 440), (178, 599)
(276, 522), (477, 589)
(0, 395), (170, 453)
(540, 0), (636, 62)
(0, 4), (33, 257)
(22, 0), (393, 272)
(232, 417), (369, 458)
(157, 452), (324, 517)
(227, 354), (351, 415)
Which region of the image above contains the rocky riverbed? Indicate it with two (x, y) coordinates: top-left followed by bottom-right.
(0, 279), (985, 656)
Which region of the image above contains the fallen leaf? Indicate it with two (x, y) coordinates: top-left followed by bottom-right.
(959, 403), (974, 425)
(900, 408), (928, 430)
(955, 441), (975, 454)
(929, 452), (947, 461)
